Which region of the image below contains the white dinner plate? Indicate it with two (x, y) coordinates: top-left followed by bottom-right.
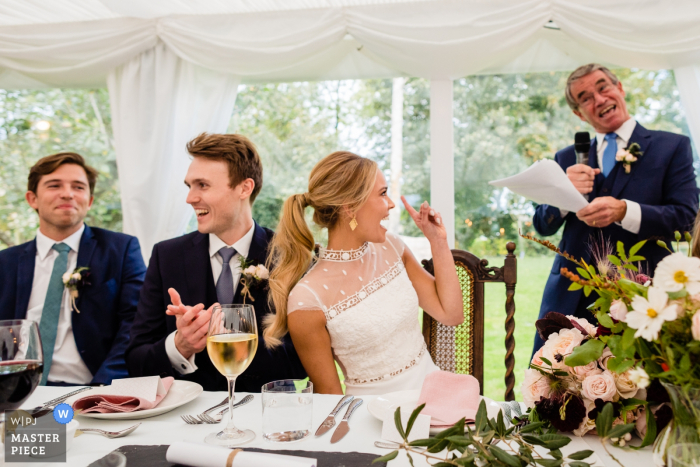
(65, 380), (203, 420)
(367, 389), (502, 435)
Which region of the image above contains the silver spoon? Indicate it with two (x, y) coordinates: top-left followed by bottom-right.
(78, 423), (141, 438)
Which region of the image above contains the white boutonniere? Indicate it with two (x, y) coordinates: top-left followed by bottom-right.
(615, 142), (643, 174)
(238, 257), (269, 304)
(61, 266), (90, 313)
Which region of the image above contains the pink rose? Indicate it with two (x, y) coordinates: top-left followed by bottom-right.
(635, 407), (648, 438)
(581, 371), (618, 402)
(531, 347), (545, 367)
(693, 312), (700, 341)
(609, 299), (628, 321)
(573, 398), (598, 437)
(598, 348), (614, 370)
(521, 368), (552, 408)
(569, 317), (597, 337)
(542, 328), (585, 369)
(614, 370), (639, 399)
(571, 361), (601, 380)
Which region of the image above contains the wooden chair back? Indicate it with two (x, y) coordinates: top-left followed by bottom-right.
(421, 242), (517, 401)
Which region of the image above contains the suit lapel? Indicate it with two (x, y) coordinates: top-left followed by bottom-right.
(234, 223), (269, 303)
(185, 232), (215, 306)
(611, 123), (651, 199)
(74, 225), (97, 312)
(15, 240), (37, 318)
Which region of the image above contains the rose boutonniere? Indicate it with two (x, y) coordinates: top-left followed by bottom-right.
(61, 267), (90, 313)
(615, 142), (643, 174)
(238, 257), (269, 304)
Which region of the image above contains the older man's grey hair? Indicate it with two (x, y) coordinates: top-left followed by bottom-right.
(565, 64), (620, 110)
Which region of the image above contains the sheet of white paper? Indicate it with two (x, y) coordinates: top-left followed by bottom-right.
(109, 376), (165, 401)
(381, 408), (431, 443)
(489, 159), (589, 213)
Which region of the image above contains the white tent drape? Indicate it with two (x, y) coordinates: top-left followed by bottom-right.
(1, 0), (700, 248)
(674, 65), (700, 154)
(107, 42), (239, 259)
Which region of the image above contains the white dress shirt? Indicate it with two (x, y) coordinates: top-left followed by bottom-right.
(26, 224), (93, 384)
(560, 117), (642, 234)
(165, 224), (256, 374)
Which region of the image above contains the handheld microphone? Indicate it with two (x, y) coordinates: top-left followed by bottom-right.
(575, 132), (591, 166)
(574, 132), (591, 201)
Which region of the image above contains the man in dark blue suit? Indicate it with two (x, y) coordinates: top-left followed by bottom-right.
(0, 153), (146, 385)
(532, 64), (699, 353)
(126, 133), (306, 392)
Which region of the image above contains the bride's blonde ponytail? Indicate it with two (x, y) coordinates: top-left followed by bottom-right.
(264, 151), (377, 348)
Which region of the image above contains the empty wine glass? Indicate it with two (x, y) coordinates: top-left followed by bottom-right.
(205, 304), (258, 446)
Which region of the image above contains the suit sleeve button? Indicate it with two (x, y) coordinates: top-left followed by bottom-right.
(181, 364), (187, 370)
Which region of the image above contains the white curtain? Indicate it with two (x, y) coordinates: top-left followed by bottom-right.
(107, 42), (239, 260)
(2, 1), (700, 87)
(674, 66), (700, 151)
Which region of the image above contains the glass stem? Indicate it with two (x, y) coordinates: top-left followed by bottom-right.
(224, 376), (238, 434)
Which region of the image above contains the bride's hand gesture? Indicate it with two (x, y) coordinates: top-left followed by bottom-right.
(401, 196), (446, 243)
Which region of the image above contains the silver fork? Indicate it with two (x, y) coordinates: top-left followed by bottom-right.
(180, 397), (230, 425)
(31, 386), (93, 418)
(79, 423), (141, 439)
(198, 395), (254, 424)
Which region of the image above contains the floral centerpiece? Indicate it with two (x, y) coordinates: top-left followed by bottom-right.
(522, 232), (700, 466)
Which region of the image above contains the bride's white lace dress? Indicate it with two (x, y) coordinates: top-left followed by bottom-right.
(287, 232), (439, 395)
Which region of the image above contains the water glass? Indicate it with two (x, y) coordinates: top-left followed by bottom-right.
(261, 380), (313, 442)
(668, 443), (700, 467)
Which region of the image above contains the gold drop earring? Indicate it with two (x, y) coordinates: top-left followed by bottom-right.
(349, 216), (358, 231)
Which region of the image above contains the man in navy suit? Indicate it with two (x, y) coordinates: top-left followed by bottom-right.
(126, 133), (306, 392)
(0, 152), (146, 385)
(532, 64), (699, 353)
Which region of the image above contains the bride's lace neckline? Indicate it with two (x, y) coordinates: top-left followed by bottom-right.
(319, 242), (370, 262)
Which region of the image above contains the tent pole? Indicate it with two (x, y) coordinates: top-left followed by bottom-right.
(429, 79), (455, 248)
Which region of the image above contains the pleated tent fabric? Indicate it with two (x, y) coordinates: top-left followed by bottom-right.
(1, 0), (700, 254)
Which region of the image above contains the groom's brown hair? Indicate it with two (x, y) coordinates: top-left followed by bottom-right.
(186, 133), (263, 203)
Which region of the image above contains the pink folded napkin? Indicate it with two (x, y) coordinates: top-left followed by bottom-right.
(417, 371), (480, 427)
(72, 377), (174, 413)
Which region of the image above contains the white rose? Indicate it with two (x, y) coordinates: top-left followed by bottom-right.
(71, 272), (81, 281)
(573, 398), (597, 437)
(625, 154), (637, 162)
(243, 266), (257, 275)
(581, 371), (618, 402)
(62, 272), (72, 283)
(521, 368), (552, 408)
(542, 328), (585, 369)
(255, 265), (269, 280)
(569, 316), (597, 336)
(628, 367), (650, 389)
(609, 299), (628, 321)
(614, 370), (639, 399)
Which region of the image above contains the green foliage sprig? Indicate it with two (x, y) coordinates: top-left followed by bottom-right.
(372, 400), (595, 467)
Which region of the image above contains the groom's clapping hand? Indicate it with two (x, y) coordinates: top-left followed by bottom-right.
(166, 288), (214, 359)
(401, 196), (445, 242)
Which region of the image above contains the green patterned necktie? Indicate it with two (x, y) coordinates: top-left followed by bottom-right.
(39, 242), (71, 385)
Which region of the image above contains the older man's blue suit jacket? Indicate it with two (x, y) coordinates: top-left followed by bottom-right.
(532, 123), (699, 352)
(125, 223), (307, 392)
(0, 225), (147, 384)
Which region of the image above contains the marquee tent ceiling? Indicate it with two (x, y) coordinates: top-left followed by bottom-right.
(1, 0), (699, 89)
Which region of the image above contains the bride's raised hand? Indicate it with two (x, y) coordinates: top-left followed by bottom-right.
(401, 196), (446, 242)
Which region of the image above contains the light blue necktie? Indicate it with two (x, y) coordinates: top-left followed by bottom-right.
(602, 133), (618, 177)
(216, 247), (237, 305)
(39, 242), (71, 385)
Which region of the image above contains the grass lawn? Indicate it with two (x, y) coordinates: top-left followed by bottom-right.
(481, 255), (554, 401)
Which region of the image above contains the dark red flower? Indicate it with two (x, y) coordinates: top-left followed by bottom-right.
(536, 312), (574, 341)
(535, 395), (586, 432)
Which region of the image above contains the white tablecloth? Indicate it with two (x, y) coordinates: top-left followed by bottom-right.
(8, 387), (651, 467)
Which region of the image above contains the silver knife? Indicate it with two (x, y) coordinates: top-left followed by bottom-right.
(330, 398), (363, 443)
(315, 394), (354, 436)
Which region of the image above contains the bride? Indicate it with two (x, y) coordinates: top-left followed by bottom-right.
(264, 151), (463, 395)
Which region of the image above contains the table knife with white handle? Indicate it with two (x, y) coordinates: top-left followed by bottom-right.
(330, 398), (363, 443)
(315, 394), (354, 436)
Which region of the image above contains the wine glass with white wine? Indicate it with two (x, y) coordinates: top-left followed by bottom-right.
(205, 304), (258, 446)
